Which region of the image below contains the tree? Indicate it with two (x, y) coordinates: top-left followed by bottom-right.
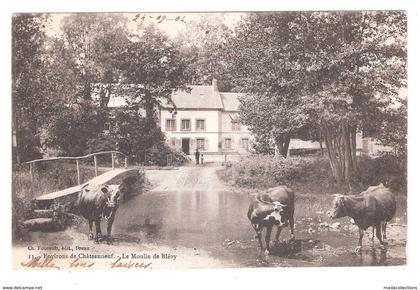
(224, 12), (313, 157)
(375, 99), (407, 161)
(300, 11), (407, 188)
(225, 12), (406, 188)
(60, 13), (129, 105)
(174, 14), (236, 91)
(12, 14), (50, 163)
(116, 25), (189, 123)
(40, 14), (131, 156)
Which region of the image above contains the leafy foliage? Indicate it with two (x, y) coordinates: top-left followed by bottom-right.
(116, 26), (189, 120)
(220, 155), (332, 190)
(223, 12), (407, 187)
(174, 14), (236, 91)
(42, 103), (106, 156)
(12, 14), (50, 162)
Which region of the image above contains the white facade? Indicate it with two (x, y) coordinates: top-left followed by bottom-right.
(159, 80), (253, 155)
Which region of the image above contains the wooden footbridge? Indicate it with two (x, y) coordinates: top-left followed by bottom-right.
(22, 151), (143, 230)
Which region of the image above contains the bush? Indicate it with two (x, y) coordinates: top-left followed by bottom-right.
(219, 153), (407, 194)
(12, 163), (96, 200)
(358, 153), (406, 193)
(143, 142), (191, 166)
(220, 155), (332, 190)
(12, 193), (34, 240)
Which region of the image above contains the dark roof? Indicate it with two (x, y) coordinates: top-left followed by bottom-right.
(165, 85), (224, 109)
(220, 92), (244, 111)
(104, 82), (243, 111)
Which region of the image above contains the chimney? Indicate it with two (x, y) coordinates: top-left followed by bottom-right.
(212, 79), (218, 92)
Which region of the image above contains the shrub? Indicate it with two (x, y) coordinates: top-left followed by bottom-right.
(12, 193), (34, 240)
(357, 153), (406, 193)
(221, 155), (332, 190)
(220, 153), (406, 194)
(143, 142), (191, 166)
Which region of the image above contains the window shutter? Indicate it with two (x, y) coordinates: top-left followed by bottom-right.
(175, 138), (181, 150)
(190, 138), (195, 150)
(204, 138), (209, 151)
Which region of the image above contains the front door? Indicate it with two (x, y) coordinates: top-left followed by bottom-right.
(182, 138), (190, 155)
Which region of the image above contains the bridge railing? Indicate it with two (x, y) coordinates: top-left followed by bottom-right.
(25, 151), (128, 185)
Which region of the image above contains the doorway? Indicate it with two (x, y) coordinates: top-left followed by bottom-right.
(182, 138), (190, 155)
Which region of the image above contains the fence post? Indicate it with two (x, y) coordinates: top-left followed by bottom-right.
(124, 156), (128, 169)
(94, 155), (98, 176)
(76, 160), (80, 185)
(29, 162), (33, 182)
(111, 153), (115, 170)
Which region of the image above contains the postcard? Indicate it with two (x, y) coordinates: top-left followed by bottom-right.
(7, 9), (415, 288)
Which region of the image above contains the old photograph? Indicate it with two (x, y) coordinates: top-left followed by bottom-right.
(11, 11), (407, 270)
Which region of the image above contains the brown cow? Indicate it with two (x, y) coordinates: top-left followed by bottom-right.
(247, 186), (295, 255)
(77, 183), (123, 243)
(327, 184), (396, 254)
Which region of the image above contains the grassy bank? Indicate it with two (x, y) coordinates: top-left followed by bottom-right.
(12, 163), (99, 240)
(217, 154), (406, 195)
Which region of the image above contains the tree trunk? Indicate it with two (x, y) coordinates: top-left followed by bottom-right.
(83, 78), (91, 101)
(99, 84), (112, 108)
(143, 89), (156, 124)
(13, 111), (21, 165)
(322, 121), (358, 190)
(319, 127), (324, 156)
(342, 123), (353, 188)
(275, 134), (291, 158)
(350, 125), (358, 174)
(323, 124), (344, 187)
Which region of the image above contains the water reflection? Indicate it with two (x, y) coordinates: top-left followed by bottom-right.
(111, 189), (405, 267)
(113, 190), (253, 248)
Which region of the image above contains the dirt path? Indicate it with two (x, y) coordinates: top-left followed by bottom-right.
(145, 165), (228, 192)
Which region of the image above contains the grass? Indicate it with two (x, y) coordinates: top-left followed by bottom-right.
(217, 154), (406, 196)
(13, 163), (98, 199)
(12, 162), (100, 240)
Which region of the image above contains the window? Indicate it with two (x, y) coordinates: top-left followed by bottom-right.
(242, 138), (249, 150)
(232, 121), (241, 131)
(181, 119), (191, 131)
(196, 138), (205, 150)
(224, 138), (232, 149)
(196, 119), (206, 131)
(166, 119), (176, 131)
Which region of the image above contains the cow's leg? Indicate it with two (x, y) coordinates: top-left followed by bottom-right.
(274, 225), (283, 246)
(375, 224), (385, 249)
(355, 227), (364, 254)
(371, 226), (375, 248)
(264, 224), (273, 255)
(382, 222), (388, 245)
(88, 220), (94, 240)
(289, 214), (295, 241)
(94, 219), (102, 243)
(106, 215), (115, 244)
(253, 224), (264, 251)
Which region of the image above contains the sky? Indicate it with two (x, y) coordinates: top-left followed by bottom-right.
(46, 12), (245, 38)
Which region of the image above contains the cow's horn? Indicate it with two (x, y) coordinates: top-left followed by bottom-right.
(279, 203), (287, 208)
